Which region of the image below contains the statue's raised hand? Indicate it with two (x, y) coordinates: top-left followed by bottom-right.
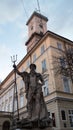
(13, 64), (17, 70)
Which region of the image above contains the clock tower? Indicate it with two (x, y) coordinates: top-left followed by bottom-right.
(25, 11), (48, 52)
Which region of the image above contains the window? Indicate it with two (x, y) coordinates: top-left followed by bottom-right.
(60, 58), (66, 68)
(27, 60), (30, 68)
(20, 80), (24, 89)
(33, 54), (36, 62)
(42, 80), (49, 96)
(42, 59), (47, 73)
(61, 110), (66, 120)
(5, 100), (8, 111)
(9, 97), (12, 112)
(41, 45), (45, 54)
(68, 110), (73, 127)
(39, 24), (43, 28)
(57, 42), (62, 50)
(52, 113), (56, 127)
(63, 77), (70, 93)
(2, 102), (4, 111)
(20, 95), (24, 108)
(31, 26), (33, 30)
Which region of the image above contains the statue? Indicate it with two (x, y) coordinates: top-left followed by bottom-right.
(13, 64), (49, 121)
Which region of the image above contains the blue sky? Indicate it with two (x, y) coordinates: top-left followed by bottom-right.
(0, 0), (73, 81)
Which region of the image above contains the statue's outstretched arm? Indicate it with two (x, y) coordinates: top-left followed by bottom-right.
(13, 64), (23, 76)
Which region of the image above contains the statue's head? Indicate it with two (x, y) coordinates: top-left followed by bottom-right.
(30, 64), (36, 70)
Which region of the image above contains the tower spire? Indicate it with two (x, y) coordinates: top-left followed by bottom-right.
(37, 0), (40, 12)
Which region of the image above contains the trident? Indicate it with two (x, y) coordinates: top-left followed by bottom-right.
(11, 55), (19, 121)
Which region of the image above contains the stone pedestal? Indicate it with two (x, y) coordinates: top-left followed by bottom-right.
(10, 117), (53, 130)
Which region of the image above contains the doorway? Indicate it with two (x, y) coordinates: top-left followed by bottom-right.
(2, 121), (10, 130)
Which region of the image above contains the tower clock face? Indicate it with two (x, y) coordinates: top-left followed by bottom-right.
(30, 25), (33, 30)
(39, 23), (43, 29)
(30, 21), (34, 30)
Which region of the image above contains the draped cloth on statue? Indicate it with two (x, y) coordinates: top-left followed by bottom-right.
(28, 84), (48, 121)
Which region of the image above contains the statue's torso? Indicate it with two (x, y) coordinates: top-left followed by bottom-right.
(21, 71), (42, 93)
(30, 74), (36, 86)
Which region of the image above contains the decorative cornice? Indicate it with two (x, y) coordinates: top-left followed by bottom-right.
(25, 32), (43, 45)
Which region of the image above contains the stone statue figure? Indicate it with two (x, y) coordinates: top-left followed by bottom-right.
(13, 64), (48, 121)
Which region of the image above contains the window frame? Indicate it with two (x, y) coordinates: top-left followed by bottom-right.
(20, 79), (24, 90)
(27, 60), (30, 68)
(2, 102), (5, 111)
(5, 100), (8, 112)
(41, 59), (47, 73)
(33, 53), (36, 62)
(20, 94), (24, 108)
(62, 76), (70, 93)
(61, 110), (66, 121)
(42, 79), (49, 96)
(57, 42), (62, 50)
(41, 45), (45, 54)
(9, 96), (12, 112)
(68, 109), (73, 127)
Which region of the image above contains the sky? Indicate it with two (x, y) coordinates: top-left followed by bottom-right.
(0, 0), (73, 81)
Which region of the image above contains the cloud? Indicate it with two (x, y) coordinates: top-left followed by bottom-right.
(0, 0), (23, 24)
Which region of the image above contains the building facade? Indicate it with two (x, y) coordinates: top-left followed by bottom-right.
(0, 11), (73, 130)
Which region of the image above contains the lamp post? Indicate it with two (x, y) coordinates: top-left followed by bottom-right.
(11, 55), (19, 122)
